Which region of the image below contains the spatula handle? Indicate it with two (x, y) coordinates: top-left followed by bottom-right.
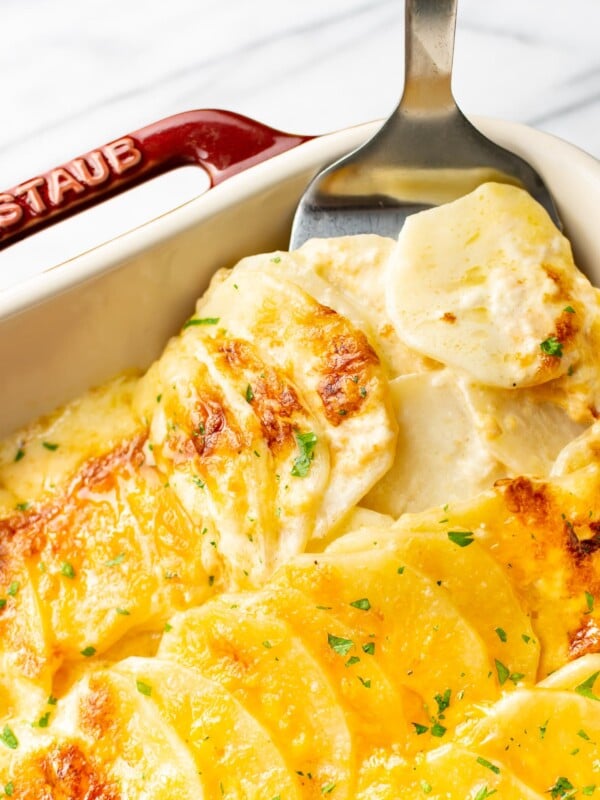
(401, 0), (458, 112)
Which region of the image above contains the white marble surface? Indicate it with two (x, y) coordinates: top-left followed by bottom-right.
(0, 0), (599, 288)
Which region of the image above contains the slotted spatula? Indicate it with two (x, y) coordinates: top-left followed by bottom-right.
(290, 0), (560, 249)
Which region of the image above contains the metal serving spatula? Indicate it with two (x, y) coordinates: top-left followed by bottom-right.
(290, 0), (560, 249)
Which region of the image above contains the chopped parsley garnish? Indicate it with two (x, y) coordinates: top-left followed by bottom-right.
(321, 783), (336, 795)
(7, 582), (19, 597)
(0, 726), (18, 750)
(14, 448), (25, 462)
(291, 432), (318, 477)
(80, 646), (96, 658)
(42, 442), (59, 451)
(447, 530), (475, 548)
(193, 476), (206, 488)
(586, 591), (595, 613)
(578, 729), (591, 740)
(420, 781), (432, 794)
(575, 670), (600, 701)
(540, 336), (563, 357)
(397, 566), (405, 574)
(350, 598), (371, 611)
(476, 756), (500, 775)
(4, 781), (14, 796)
(245, 384), (254, 402)
(0, 600), (6, 610)
(105, 553), (125, 567)
(434, 689), (451, 715)
(430, 722), (446, 737)
(34, 712), (50, 728)
(164, 622), (173, 633)
(345, 656), (360, 667)
(564, 306), (576, 314)
(182, 317), (220, 329)
(60, 562), (76, 579)
(495, 627), (507, 643)
(15, 502), (29, 512)
(116, 607), (130, 616)
(362, 642), (375, 655)
(357, 676), (371, 688)
(262, 641), (272, 649)
(539, 719), (549, 739)
(548, 777), (576, 799)
(47, 695), (57, 706)
(270, 256), (282, 264)
(522, 634), (532, 644)
(412, 722), (429, 735)
(583, 787), (597, 796)
(136, 680), (152, 696)
(509, 672), (525, 685)
(156, 393), (162, 403)
(327, 633), (354, 656)
(494, 659), (510, 686)
(473, 789), (497, 800)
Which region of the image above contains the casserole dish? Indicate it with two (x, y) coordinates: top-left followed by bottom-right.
(0, 113), (600, 797)
(1, 112), (599, 439)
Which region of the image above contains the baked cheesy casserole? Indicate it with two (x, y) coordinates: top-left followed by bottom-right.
(0, 183), (599, 798)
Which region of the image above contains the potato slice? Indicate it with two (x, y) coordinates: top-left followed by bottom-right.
(464, 688), (600, 795)
(199, 268), (397, 538)
(158, 598), (353, 799)
(386, 183), (592, 389)
(271, 550), (496, 729)
(327, 527), (540, 682)
(50, 669), (203, 798)
(362, 371), (505, 517)
(252, 585), (414, 751)
(113, 657), (302, 800)
(355, 744), (544, 799)
(538, 653), (600, 690)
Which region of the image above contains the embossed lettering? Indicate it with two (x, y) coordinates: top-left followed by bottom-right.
(70, 152), (110, 187)
(14, 178), (46, 214)
(102, 137), (142, 175)
(47, 168), (85, 206)
(0, 194), (23, 229)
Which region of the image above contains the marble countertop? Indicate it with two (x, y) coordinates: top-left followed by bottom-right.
(1, 0), (599, 289)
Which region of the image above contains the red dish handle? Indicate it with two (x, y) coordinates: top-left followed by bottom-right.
(0, 109), (312, 250)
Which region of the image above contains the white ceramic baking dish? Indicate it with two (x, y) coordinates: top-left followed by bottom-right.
(1, 113), (599, 438)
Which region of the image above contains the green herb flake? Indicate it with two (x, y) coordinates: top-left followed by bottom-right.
(156, 393), (162, 403)
(586, 591), (595, 613)
(578, 729), (591, 740)
(359, 386), (367, 398)
(473, 789), (497, 800)
(494, 659), (510, 686)
(34, 711), (50, 728)
(431, 691), (449, 719)
(522, 634), (532, 644)
(509, 672), (525, 685)
(447, 530), (475, 548)
(7, 582), (19, 597)
(262, 641), (273, 649)
(183, 317), (220, 329)
(564, 306), (576, 314)
(164, 622), (173, 633)
(321, 783), (336, 795)
(350, 598), (371, 611)
(357, 676), (371, 688)
(430, 722), (447, 738)
(575, 671), (600, 701)
(291, 432), (318, 478)
(60, 562), (76, 579)
(136, 680), (152, 697)
(14, 448), (25, 462)
(540, 336), (563, 358)
(582, 786), (596, 796)
(494, 627), (507, 643)
(0, 726), (18, 750)
(476, 756), (500, 775)
(4, 781), (14, 796)
(245, 384), (254, 403)
(0, 599), (8, 610)
(548, 777), (576, 799)
(116, 607), (130, 616)
(80, 646), (96, 658)
(105, 553), (125, 567)
(412, 722), (429, 735)
(539, 719), (549, 739)
(47, 695), (57, 706)
(362, 642), (375, 655)
(15, 502), (29, 512)
(420, 780), (432, 794)
(327, 633), (354, 656)
(270, 256), (282, 264)
(397, 566), (405, 575)
(42, 442), (59, 451)
(345, 656), (360, 668)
